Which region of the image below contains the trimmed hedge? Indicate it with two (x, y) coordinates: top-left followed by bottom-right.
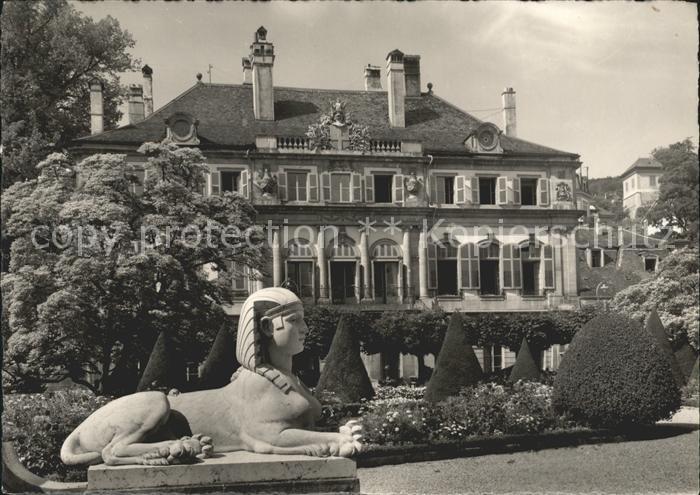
(198, 324), (239, 389)
(553, 312), (681, 427)
(509, 337), (541, 383)
(315, 317), (375, 403)
(425, 312), (482, 403)
(136, 331), (184, 392)
(646, 309), (685, 388)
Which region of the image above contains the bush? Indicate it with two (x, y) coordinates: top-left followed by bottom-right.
(553, 312), (681, 427)
(198, 323), (239, 390)
(315, 317), (375, 403)
(360, 398), (435, 445)
(508, 337), (541, 383)
(646, 309), (685, 387)
(425, 312), (482, 402)
(374, 385), (426, 401)
(2, 390), (111, 482)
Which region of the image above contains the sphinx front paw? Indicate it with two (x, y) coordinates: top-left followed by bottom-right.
(335, 420), (362, 457)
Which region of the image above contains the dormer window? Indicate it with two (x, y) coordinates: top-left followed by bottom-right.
(165, 113), (199, 145)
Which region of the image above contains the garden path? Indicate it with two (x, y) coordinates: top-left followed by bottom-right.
(358, 429), (699, 494)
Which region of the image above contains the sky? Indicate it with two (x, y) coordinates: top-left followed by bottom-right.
(72, 1), (698, 179)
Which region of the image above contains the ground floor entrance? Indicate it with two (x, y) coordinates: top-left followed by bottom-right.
(330, 261), (356, 304)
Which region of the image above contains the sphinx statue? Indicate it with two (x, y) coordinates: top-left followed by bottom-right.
(60, 288), (362, 466)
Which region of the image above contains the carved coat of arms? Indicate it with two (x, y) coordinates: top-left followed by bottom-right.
(555, 182), (572, 202)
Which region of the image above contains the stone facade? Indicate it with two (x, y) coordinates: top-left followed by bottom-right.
(72, 27), (587, 377)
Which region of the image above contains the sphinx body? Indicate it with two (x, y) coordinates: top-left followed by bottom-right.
(60, 288), (362, 466)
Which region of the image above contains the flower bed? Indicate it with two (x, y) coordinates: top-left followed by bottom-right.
(360, 382), (576, 446)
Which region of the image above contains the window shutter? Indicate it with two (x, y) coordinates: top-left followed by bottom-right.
(512, 244), (521, 288)
(321, 172), (331, 201)
(503, 244), (513, 288)
(497, 177), (508, 205)
(393, 174), (404, 204)
(430, 176), (438, 204)
(211, 169), (220, 195)
(538, 178), (550, 206)
(471, 177), (480, 205)
(463, 177), (472, 205)
(428, 243), (438, 289)
(512, 178), (521, 205)
(277, 171), (287, 201)
(365, 175), (374, 203)
(543, 245), (555, 289)
(460, 243), (479, 288)
(455, 176), (465, 204)
(308, 173), (319, 202)
(352, 173), (362, 202)
(239, 169), (249, 199)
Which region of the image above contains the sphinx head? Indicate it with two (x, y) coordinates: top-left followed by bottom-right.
(235, 287), (307, 372)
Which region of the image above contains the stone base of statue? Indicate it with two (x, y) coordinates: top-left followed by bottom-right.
(86, 452), (359, 494)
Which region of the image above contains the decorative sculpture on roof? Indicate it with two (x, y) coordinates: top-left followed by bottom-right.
(306, 100), (371, 152)
(60, 288), (362, 466)
(555, 181), (573, 202)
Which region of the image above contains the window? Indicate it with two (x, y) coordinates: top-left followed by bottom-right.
(649, 175), (657, 187)
(645, 257), (657, 272)
(229, 261), (248, 293)
(502, 244), (521, 289)
(330, 173), (352, 202)
(521, 178), (538, 206)
(374, 175), (393, 203)
(459, 243), (480, 289)
(286, 261), (313, 297)
(221, 171), (240, 192)
(287, 171), (308, 201)
(590, 249), (602, 268)
(436, 176), (455, 204)
(624, 181), (628, 193)
(479, 241), (500, 295)
(479, 177), (497, 205)
(521, 243), (541, 296)
(128, 168), (145, 195)
(436, 238), (459, 296)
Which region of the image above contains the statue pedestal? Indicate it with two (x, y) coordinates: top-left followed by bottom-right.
(87, 452), (359, 493)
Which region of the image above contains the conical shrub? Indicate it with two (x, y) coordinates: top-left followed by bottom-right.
(137, 331), (184, 392)
(425, 312), (482, 402)
(646, 309), (685, 388)
(508, 337), (541, 383)
(314, 316), (374, 403)
(553, 312), (680, 427)
(199, 324), (239, 389)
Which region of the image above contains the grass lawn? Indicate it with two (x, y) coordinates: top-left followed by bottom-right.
(358, 428), (699, 494)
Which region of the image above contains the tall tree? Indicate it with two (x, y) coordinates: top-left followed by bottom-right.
(2, 142), (266, 394)
(642, 139), (699, 240)
(1, 0), (138, 187)
(611, 247), (699, 351)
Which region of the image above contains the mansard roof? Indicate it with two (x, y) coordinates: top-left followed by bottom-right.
(76, 83), (577, 157)
(621, 157), (663, 178)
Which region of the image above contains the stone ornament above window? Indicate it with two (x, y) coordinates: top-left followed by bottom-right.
(463, 123), (503, 154)
(164, 113), (200, 145)
(254, 168), (278, 197)
(555, 181), (573, 202)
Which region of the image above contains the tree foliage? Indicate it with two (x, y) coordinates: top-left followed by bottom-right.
(2, 142), (265, 394)
(644, 139), (699, 240)
(1, 0), (138, 187)
(611, 247), (699, 350)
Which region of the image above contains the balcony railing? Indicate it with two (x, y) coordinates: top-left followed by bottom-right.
(277, 136), (311, 150)
(370, 139), (401, 153)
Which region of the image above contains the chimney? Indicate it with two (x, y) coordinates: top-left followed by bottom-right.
(501, 87), (517, 137)
(404, 55), (421, 97)
(128, 84), (145, 124)
(250, 26), (274, 121)
(89, 79), (104, 135)
(242, 57), (252, 85)
(386, 49), (405, 128)
(142, 65), (154, 117)
(364, 64), (382, 91)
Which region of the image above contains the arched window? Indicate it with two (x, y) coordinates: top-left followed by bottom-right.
(431, 236), (460, 296)
(328, 237), (358, 258)
(371, 240), (402, 259)
(287, 238), (315, 258)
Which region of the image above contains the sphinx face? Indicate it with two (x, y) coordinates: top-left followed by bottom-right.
(270, 308), (308, 356)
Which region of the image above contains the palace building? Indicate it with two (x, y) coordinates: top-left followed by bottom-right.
(72, 27), (586, 376)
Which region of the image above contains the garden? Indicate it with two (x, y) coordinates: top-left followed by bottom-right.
(3, 305), (697, 482)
